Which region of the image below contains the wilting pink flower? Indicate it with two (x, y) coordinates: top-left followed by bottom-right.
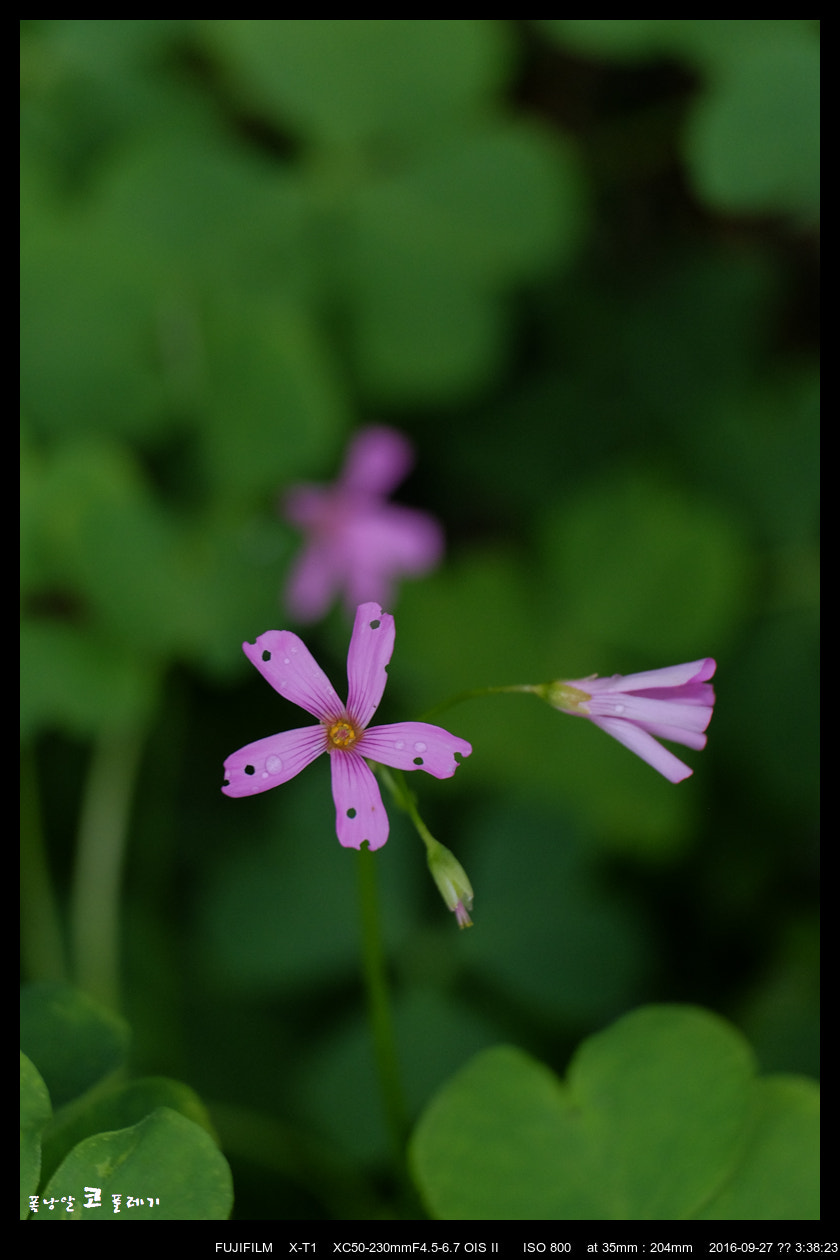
(543, 659), (716, 783)
(222, 602), (471, 850)
(283, 426), (444, 622)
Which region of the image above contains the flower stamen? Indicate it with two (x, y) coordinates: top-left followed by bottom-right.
(327, 718), (359, 750)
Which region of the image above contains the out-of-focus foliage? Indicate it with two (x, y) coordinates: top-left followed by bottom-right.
(20, 983), (234, 1220)
(21, 20), (818, 1221)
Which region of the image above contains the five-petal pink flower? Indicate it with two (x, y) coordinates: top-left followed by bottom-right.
(283, 426), (444, 622)
(222, 602), (472, 850)
(548, 658), (716, 783)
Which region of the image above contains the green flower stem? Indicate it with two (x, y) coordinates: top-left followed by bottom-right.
(69, 727), (146, 1011)
(377, 765), (436, 854)
(377, 767), (474, 927)
(421, 683), (538, 722)
(356, 842), (409, 1161)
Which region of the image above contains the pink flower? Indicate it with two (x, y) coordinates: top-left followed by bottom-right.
(545, 659), (716, 784)
(222, 602), (472, 850)
(283, 426), (444, 622)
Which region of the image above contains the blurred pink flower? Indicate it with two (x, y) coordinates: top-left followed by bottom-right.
(283, 426), (444, 622)
(545, 658), (716, 783)
(222, 602), (471, 850)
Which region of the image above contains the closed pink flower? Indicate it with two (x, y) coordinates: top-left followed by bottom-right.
(222, 602), (471, 850)
(545, 659), (717, 783)
(283, 426), (444, 622)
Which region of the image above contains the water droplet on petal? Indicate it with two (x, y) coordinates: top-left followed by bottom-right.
(414, 741), (427, 753)
(283, 658), (290, 665)
(395, 740), (405, 750)
(614, 703), (625, 714)
(266, 755), (283, 774)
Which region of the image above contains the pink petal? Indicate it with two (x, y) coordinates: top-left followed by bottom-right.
(340, 508), (444, 608)
(586, 694), (714, 736)
(340, 426), (414, 497)
(243, 631), (343, 720)
(636, 722), (708, 751)
(329, 749), (390, 850)
(360, 722), (473, 779)
(284, 543), (341, 623)
(589, 716), (694, 784)
(346, 505), (444, 572)
(580, 659), (716, 695)
(222, 726), (326, 797)
(345, 603), (395, 729)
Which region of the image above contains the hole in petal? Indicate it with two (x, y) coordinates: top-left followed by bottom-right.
(222, 778), (229, 787)
(369, 619), (381, 629)
(244, 765), (255, 775)
(413, 757), (424, 765)
(262, 650), (271, 661)
(346, 807), (357, 818)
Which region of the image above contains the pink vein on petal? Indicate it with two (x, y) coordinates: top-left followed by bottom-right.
(243, 630), (343, 719)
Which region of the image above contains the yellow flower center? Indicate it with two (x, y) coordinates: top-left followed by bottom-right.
(327, 718), (359, 750)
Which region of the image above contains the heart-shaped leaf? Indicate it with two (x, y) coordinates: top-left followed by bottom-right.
(411, 1005), (817, 1220)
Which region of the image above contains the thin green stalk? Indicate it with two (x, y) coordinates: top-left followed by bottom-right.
(69, 727), (145, 1011)
(378, 766), (436, 853)
(377, 766), (474, 928)
(356, 843), (409, 1160)
(421, 682), (538, 722)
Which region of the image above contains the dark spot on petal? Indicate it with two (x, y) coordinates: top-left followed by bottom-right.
(413, 756), (424, 766)
(347, 807), (357, 818)
(369, 619), (380, 629)
(244, 765), (255, 775)
(262, 650), (271, 661)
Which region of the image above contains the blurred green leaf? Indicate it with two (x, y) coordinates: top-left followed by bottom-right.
(20, 619), (158, 739)
(684, 30), (820, 217)
(541, 468), (751, 659)
(538, 21), (819, 218)
(20, 221), (168, 440)
(347, 125), (583, 402)
(201, 293), (348, 499)
(539, 19), (813, 71)
(20, 983), (131, 1109)
(201, 19), (511, 144)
